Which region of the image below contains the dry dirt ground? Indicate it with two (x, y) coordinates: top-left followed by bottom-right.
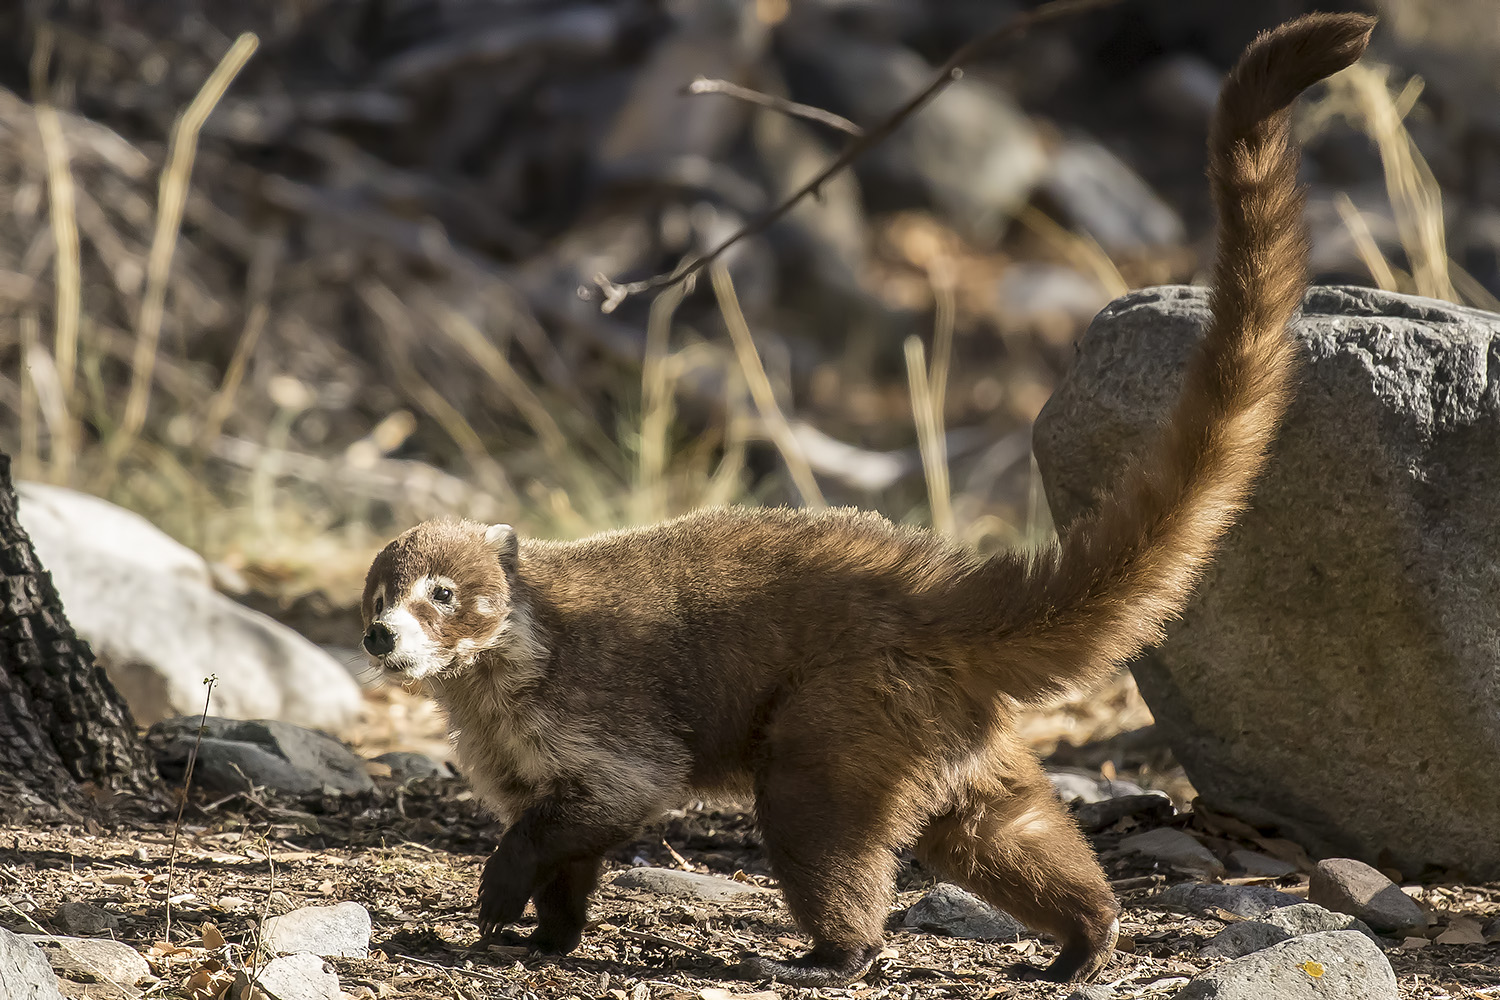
(4, 686), (1500, 1000)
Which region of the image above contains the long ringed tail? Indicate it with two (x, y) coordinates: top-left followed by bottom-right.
(975, 13), (1376, 705)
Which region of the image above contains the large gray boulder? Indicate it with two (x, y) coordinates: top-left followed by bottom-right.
(15, 481), (364, 732)
(1033, 285), (1500, 879)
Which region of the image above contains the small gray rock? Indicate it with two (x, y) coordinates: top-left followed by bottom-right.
(1200, 921), (1293, 960)
(23, 936), (150, 991)
(902, 884), (1024, 942)
(609, 868), (771, 904)
(171, 738), (324, 796)
(152, 718), (375, 796)
(1047, 767), (1147, 804)
(52, 901), (118, 937)
(261, 902), (371, 959)
(1119, 828), (1225, 877)
(1075, 792), (1175, 833)
(1264, 903), (1378, 941)
(1040, 137), (1187, 254)
(1157, 882), (1302, 919)
(373, 751), (448, 783)
(231, 953), (342, 1000)
(1226, 850), (1298, 878)
(0, 927), (64, 1000)
(1200, 903), (1377, 960)
(1175, 930), (1397, 999)
(1308, 859), (1427, 937)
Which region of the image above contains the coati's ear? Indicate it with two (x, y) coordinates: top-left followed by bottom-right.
(484, 523), (519, 572)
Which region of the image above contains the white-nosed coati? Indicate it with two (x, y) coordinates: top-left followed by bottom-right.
(358, 13), (1375, 986)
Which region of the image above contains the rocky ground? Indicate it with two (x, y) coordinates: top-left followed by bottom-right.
(3, 698), (1499, 1000)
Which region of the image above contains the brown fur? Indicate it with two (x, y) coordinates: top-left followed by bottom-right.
(359, 14), (1375, 986)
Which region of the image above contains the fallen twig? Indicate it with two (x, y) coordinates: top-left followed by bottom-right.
(616, 927), (722, 964)
(586, 0), (1120, 312)
(683, 77), (862, 136)
(397, 954), (509, 983)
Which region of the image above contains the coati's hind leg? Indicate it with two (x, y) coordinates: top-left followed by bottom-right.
(915, 756), (1120, 983)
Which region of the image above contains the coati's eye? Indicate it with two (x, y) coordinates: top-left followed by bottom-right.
(374, 595), (384, 615)
(432, 585), (454, 605)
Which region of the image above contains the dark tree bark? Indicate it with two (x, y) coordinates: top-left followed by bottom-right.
(0, 451), (160, 816)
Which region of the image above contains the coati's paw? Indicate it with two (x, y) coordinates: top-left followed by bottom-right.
(1011, 915), (1119, 983)
(734, 944), (882, 987)
(524, 923), (585, 956)
(476, 849), (536, 936)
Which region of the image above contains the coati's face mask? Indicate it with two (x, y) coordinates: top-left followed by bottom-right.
(360, 520), (519, 682)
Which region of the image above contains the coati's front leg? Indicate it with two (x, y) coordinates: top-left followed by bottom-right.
(477, 791), (643, 951)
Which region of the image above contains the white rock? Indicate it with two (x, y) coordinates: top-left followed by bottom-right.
(231, 953), (342, 1000)
(17, 481), (211, 584)
(23, 935), (151, 988)
(261, 902), (371, 959)
(1119, 828), (1225, 877)
(0, 927), (64, 1000)
(16, 482), (363, 732)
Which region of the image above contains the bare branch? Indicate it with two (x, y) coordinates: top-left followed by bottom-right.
(683, 77), (863, 136)
(584, 0), (1120, 313)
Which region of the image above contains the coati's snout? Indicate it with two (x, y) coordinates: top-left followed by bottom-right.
(360, 519), (522, 681)
(362, 620), (396, 657)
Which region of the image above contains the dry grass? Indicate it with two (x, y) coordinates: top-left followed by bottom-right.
(105, 33), (260, 488)
(32, 28), (81, 483)
(904, 256), (957, 537)
(1304, 58), (1500, 312)
(710, 260), (826, 509)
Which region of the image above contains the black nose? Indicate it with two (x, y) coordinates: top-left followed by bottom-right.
(364, 622), (395, 656)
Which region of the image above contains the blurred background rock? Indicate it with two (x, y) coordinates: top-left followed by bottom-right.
(0, 0), (1494, 757)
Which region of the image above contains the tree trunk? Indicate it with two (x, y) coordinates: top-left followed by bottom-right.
(0, 451), (160, 816)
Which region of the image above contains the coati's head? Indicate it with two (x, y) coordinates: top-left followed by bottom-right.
(360, 519), (528, 681)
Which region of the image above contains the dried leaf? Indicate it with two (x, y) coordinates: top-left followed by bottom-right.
(1399, 936), (1431, 950)
(149, 941), (193, 957)
(201, 922), (225, 949)
(701, 990), (778, 1000)
(1435, 916), (1485, 945)
(184, 966), (235, 1000)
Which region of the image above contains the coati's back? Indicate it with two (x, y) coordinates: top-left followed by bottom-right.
(517, 505), (984, 734)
